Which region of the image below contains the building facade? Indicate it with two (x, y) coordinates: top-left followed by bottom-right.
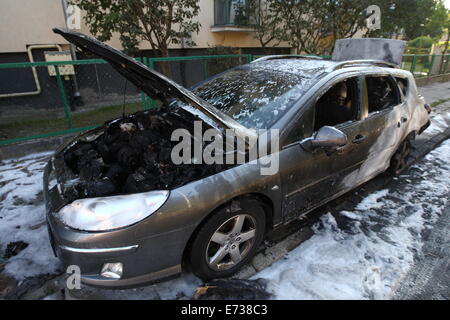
(0, 0), (291, 63)
(0, 0), (295, 113)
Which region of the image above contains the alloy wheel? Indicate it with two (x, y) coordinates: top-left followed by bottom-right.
(205, 214), (257, 271)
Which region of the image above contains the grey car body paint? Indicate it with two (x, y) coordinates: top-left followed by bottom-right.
(44, 31), (429, 287)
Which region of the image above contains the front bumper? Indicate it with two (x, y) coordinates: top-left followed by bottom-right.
(43, 161), (195, 288)
(57, 243), (181, 287)
(46, 211), (193, 288)
(57, 242), (181, 288)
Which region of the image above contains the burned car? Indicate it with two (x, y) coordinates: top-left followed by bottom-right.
(44, 29), (430, 287)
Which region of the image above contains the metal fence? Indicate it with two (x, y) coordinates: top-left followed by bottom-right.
(401, 54), (450, 78)
(0, 53), (449, 146)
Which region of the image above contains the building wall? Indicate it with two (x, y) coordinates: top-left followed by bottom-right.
(0, 0), (68, 53)
(77, 0), (285, 50)
(76, 0), (289, 50)
(0, 0), (287, 56)
(0, 0), (292, 112)
(0, 0), (364, 113)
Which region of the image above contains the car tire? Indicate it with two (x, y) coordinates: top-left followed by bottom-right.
(389, 136), (412, 175)
(189, 198), (266, 281)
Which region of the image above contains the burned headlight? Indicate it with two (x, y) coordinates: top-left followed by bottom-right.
(56, 191), (169, 231)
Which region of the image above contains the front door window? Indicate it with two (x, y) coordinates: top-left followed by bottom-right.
(314, 78), (359, 131)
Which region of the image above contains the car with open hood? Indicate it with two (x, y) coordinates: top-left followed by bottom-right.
(44, 29), (430, 287)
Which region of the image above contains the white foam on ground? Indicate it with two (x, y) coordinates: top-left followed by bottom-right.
(355, 189), (389, 210)
(254, 139), (450, 300)
(426, 112), (449, 135)
(0, 152), (61, 280)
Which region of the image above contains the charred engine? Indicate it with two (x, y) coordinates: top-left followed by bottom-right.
(58, 109), (230, 200)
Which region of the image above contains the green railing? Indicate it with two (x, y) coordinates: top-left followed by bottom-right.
(0, 54), (252, 145)
(402, 54), (450, 77)
(0, 53), (448, 146)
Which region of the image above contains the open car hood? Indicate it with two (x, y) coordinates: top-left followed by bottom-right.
(53, 28), (256, 141)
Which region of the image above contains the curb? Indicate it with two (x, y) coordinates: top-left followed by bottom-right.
(408, 127), (450, 167)
(414, 73), (450, 87)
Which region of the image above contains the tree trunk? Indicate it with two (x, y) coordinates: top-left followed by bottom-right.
(157, 46), (172, 78)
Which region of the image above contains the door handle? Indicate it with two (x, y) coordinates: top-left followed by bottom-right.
(352, 134), (366, 144)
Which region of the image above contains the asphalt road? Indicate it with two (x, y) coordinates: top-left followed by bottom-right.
(394, 201), (450, 299)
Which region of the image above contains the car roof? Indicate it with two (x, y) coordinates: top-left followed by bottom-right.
(248, 58), (339, 77)
(247, 57), (403, 81)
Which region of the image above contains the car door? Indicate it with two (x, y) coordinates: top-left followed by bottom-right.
(279, 75), (364, 220)
(318, 76), (376, 195)
(329, 118), (376, 192)
(279, 106), (337, 220)
(332, 74), (407, 190)
(355, 75), (406, 178)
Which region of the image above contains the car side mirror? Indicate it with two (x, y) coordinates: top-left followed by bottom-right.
(301, 126), (348, 154)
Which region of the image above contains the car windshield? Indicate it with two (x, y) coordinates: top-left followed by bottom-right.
(191, 64), (316, 129)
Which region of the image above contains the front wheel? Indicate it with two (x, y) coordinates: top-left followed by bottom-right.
(189, 199), (266, 281)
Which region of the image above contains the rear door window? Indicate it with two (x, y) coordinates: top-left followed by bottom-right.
(366, 76), (401, 113)
(395, 77), (408, 97)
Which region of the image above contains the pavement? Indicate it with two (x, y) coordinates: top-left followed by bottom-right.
(0, 80), (449, 300)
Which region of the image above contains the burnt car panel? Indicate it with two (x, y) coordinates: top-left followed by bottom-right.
(191, 59), (337, 129)
(332, 38), (406, 66)
(281, 75), (367, 217)
(56, 109), (231, 203)
(44, 31), (430, 287)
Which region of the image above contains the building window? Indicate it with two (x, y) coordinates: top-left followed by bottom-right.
(214, 0), (251, 26)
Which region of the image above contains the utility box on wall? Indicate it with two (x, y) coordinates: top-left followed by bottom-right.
(44, 50), (75, 76)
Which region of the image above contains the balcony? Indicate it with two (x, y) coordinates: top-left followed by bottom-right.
(212, 0), (255, 32)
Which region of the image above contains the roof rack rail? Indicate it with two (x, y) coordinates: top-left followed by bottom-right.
(251, 55), (325, 63)
(332, 59), (397, 70)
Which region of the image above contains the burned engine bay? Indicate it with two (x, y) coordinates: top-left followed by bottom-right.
(54, 108), (232, 202)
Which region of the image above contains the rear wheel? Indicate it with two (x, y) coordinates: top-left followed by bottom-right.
(389, 137), (412, 175)
(189, 199), (266, 281)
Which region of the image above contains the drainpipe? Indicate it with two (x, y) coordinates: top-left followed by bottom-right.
(62, 0), (81, 108)
(0, 44), (62, 98)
